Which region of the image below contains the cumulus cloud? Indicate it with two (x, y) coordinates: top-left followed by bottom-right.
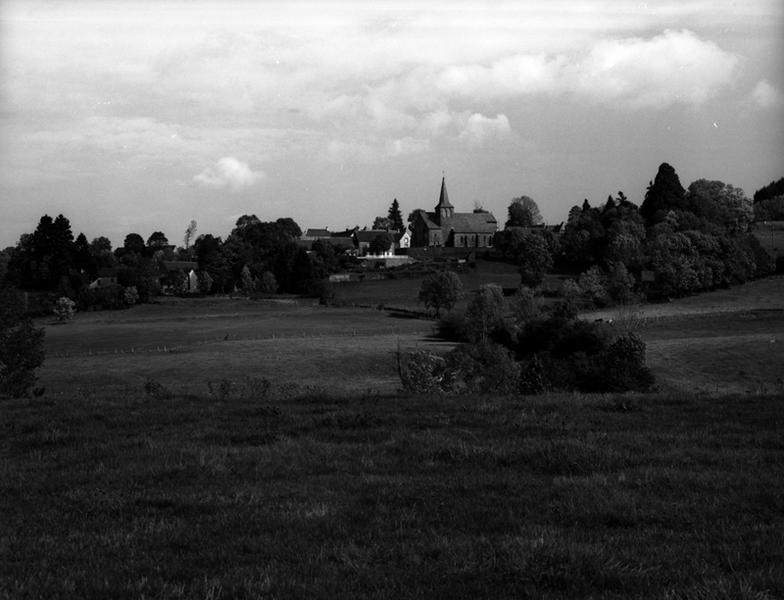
(749, 79), (783, 109)
(571, 29), (738, 108)
(193, 157), (263, 190)
(458, 113), (512, 147)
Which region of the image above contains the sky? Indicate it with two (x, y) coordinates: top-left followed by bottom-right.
(1, 0), (783, 248)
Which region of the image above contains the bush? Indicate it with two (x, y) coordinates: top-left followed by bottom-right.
(443, 342), (520, 394)
(1, 286), (45, 398)
(398, 349), (447, 394)
(77, 283), (126, 311)
(53, 296), (76, 321)
(123, 286), (139, 306)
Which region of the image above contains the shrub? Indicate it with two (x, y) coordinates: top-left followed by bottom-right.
(519, 354), (549, 394)
(436, 311), (469, 342)
(579, 266), (611, 307)
(77, 283), (126, 311)
(259, 271), (278, 294)
(398, 349), (447, 394)
(53, 296), (76, 321)
(143, 378), (173, 400)
(443, 342), (520, 394)
(123, 286), (139, 306)
(1, 286), (45, 398)
(513, 286), (540, 324)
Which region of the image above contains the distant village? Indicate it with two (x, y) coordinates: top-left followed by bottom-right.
(300, 176), (500, 262)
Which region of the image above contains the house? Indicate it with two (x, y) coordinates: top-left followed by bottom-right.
(302, 228), (332, 241)
(161, 260), (199, 293)
(88, 268), (119, 289)
(395, 230), (411, 251)
(410, 176), (498, 248)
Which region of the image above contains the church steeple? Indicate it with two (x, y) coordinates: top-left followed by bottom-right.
(434, 175), (454, 224)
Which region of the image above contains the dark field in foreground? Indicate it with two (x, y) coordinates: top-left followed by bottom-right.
(2, 390), (782, 599)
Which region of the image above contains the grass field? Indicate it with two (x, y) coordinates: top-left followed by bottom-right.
(2, 275), (784, 598)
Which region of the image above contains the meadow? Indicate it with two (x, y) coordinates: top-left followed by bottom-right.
(2, 273), (784, 598)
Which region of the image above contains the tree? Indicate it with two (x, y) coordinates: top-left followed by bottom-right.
(505, 196), (543, 228)
(368, 232), (393, 256)
(513, 231), (554, 287)
(686, 179), (753, 233)
(123, 233), (146, 255)
(183, 220), (198, 250)
(418, 271), (463, 317)
(640, 163), (686, 224)
(53, 296), (76, 321)
(463, 284), (506, 343)
(388, 198), (404, 232)
(147, 231), (169, 248)
(372, 217), (393, 231)
(753, 177), (784, 204)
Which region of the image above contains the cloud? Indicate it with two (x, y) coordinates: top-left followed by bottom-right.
(385, 137), (430, 157)
(749, 80), (783, 109)
(571, 29), (738, 108)
(458, 113), (512, 147)
(193, 157), (263, 190)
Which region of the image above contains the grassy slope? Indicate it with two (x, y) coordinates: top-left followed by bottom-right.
(2, 391), (782, 599)
(586, 276), (784, 394)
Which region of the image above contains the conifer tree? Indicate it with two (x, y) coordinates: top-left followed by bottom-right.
(388, 198), (404, 232)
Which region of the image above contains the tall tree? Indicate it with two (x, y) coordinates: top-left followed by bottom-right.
(183, 220), (198, 250)
(505, 196), (543, 228)
(640, 162), (686, 224)
(388, 198), (404, 232)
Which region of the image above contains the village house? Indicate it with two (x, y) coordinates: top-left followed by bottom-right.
(410, 177), (498, 248)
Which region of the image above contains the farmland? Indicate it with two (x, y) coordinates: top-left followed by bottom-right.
(2, 273), (784, 598)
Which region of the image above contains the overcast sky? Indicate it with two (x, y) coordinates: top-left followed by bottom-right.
(1, 0), (782, 248)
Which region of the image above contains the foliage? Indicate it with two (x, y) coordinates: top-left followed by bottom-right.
(753, 195), (784, 221)
(505, 196), (543, 227)
(513, 286), (540, 325)
(388, 198), (405, 232)
(183, 220), (198, 250)
(77, 283), (126, 311)
(442, 342), (520, 394)
(0, 285), (45, 397)
(147, 231), (169, 248)
(398, 349), (446, 394)
(368, 232), (393, 256)
(463, 284), (506, 343)
(259, 270), (278, 294)
(578, 266), (610, 306)
(418, 271), (463, 317)
(240, 265), (254, 293)
(123, 286), (140, 305)
(197, 271), (213, 294)
(372, 217), (393, 231)
(753, 176), (784, 203)
(640, 162), (686, 223)
(686, 179), (753, 233)
(53, 296), (76, 321)
(143, 377), (173, 400)
(494, 229), (554, 287)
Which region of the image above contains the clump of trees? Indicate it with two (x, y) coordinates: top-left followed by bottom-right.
(403, 280), (654, 396)
(753, 177), (784, 221)
(559, 163), (773, 303)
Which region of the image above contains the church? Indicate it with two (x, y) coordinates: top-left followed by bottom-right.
(409, 176), (498, 248)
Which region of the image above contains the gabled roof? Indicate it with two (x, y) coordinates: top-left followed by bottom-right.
(304, 228), (331, 239)
(393, 231), (410, 243)
(446, 213), (498, 234)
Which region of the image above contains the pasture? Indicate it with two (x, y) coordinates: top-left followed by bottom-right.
(2, 275), (784, 598)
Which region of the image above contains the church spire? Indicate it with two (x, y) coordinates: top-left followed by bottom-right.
(434, 175), (454, 224)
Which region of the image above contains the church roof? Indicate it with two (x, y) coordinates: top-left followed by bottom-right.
(446, 212), (498, 234)
(435, 176), (454, 211)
